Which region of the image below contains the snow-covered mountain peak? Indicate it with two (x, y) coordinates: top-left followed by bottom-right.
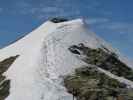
(0, 18), (133, 100)
(0, 18), (93, 100)
(0, 18), (92, 62)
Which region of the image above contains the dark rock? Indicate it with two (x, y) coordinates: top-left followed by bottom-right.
(0, 80), (10, 100)
(64, 66), (130, 100)
(50, 17), (68, 23)
(68, 47), (81, 55)
(68, 43), (133, 82)
(0, 55), (19, 74)
(0, 55), (19, 100)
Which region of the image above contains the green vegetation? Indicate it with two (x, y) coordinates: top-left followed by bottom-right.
(68, 43), (133, 82)
(0, 55), (19, 100)
(64, 66), (133, 100)
(67, 43), (133, 99)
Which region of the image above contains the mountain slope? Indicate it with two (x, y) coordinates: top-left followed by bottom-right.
(0, 18), (133, 100)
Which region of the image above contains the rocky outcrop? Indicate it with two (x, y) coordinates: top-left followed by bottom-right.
(50, 17), (68, 23)
(64, 66), (133, 100)
(0, 55), (19, 100)
(65, 43), (133, 100)
(68, 43), (133, 81)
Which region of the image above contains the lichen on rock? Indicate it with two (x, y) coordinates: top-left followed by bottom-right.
(68, 43), (133, 82)
(64, 66), (133, 100)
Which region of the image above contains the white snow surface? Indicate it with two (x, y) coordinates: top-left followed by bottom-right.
(0, 18), (133, 100)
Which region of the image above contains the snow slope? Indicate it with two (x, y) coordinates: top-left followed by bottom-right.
(0, 18), (133, 100)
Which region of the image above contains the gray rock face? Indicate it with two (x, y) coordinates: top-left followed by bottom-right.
(65, 43), (133, 100)
(64, 66), (133, 100)
(0, 55), (19, 100)
(68, 43), (133, 81)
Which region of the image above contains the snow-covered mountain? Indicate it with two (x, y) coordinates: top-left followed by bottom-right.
(0, 18), (133, 100)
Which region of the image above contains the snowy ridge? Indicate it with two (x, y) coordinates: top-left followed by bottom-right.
(0, 18), (132, 100)
(0, 21), (57, 61)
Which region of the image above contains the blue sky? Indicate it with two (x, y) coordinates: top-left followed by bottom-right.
(0, 0), (133, 60)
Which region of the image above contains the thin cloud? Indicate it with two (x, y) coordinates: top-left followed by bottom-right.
(86, 1), (101, 9)
(85, 18), (109, 25)
(40, 7), (60, 13)
(0, 8), (3, 13)
(15, 1), (31, 8)
(99, 22), (133, 33)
